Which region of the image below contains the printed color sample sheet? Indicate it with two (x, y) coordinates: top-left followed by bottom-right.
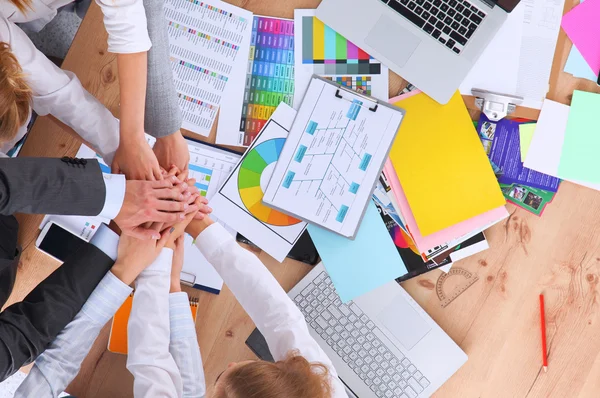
(263, 78), (404, 238)
(218, 16), (295, 146)
(294, 10), (388, 105)
(211, 104), (307, 262)
(166, 0), (252, 136)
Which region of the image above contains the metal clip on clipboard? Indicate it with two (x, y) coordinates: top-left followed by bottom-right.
(471, 89), (524, 121)
(334, 88), (379, 112)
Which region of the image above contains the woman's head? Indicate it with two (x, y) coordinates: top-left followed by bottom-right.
(0, 42), (31, 143)
(213, 353), (332, 398)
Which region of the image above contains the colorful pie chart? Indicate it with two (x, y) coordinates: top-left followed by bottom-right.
(238, 138), (302, 226)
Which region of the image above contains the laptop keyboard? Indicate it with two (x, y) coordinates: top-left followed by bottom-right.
(380, 0), (487, 54)
(294, 271), (431, 398)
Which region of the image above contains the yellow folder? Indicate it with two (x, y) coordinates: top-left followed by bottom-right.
(389, 91), (505, 236)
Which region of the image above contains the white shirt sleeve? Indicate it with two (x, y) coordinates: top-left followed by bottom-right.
(169, 292), (206, 398)
(98, 173), (126, 220)
(89, 223), (120, 260)
(95, 0), (151, 53)
(4, 20), (120, 164)
(127, 249), (184, 398)
(195, 224), (348, 398)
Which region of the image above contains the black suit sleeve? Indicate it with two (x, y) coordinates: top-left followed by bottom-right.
(0, 243), (114, 380)
(0, 157), (106, 216)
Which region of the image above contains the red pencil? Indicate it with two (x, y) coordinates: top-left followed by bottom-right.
(539, 294), (548, 372)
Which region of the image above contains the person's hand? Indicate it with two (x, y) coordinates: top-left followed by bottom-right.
(169, 235), (185, 293)
(153, 130), (190, 174)
(114, 179), (199, 240)
(164, 203), (198, 248)
(112, 136), (162, 180)
(111, 223), (172, 285)
(162, 165), (212, 221)
(186, 216), (215, 240)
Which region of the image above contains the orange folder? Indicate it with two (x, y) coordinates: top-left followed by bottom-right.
(108, 294), (199, 355)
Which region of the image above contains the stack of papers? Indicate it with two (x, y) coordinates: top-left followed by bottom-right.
(474, 114), (559, 216)
(389, 90), (506, 236)
(523, 96), (600, 191)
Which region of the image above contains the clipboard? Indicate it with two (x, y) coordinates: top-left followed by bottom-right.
(262, 75), (406, 239)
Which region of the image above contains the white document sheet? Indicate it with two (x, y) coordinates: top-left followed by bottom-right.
(293, 9), (389, 106)
(166, 0), (252, 136)
(460, 2), (524, 97)
(524, 100), (600, 191)
(460, 0), (564, 109)
(211, 104), (307, 262)
(263, 78), (404, 238)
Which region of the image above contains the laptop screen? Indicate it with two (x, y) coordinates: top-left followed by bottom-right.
(496, 0), (520, 12)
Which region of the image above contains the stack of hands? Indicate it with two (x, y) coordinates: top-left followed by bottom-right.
(111, 206), (211, 289)
(110, 131), (211, 239)
(109, 130), (213, 285)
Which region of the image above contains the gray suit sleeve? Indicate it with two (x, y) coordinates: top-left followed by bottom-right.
(143, 0), (182, 138)
(0, 157), (106, 216)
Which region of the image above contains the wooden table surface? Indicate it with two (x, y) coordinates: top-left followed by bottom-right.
(8, 0), (600, 396)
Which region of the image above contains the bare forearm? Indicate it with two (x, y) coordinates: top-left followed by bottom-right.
(117, 52), (148, 141)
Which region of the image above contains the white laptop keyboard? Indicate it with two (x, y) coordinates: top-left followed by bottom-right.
(293, 271), (431, 398)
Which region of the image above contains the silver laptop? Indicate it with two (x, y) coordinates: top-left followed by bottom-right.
(289, 263), (467, 397)
(316, 0), (521, 104)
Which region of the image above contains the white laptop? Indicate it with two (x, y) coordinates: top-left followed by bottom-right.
(289, 263), (467, 397)
(316, 0), (521, 104)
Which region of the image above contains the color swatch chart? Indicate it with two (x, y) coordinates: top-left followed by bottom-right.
(301, 16), (381, 75)
(238, 16), (295, 147)
(326, 76), (372, 95)
(165, 0), (252, 136)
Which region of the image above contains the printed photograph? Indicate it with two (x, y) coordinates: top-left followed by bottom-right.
(524, 192), (543, 210)
(508, 186), (526, 200)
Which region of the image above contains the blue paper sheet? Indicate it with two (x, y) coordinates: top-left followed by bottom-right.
(565, 46), (598, 81)
(307, 201), (408, 303)
(478, 114), (560, 192)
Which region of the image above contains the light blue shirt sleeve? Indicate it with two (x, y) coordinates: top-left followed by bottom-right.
(14, 272), (132, 398)
(169, 292), (206, 398)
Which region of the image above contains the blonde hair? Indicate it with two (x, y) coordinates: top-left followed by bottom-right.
(215, 353), (333, 398)
(8, 0), (32, 13)
(0, 42), (32, 142)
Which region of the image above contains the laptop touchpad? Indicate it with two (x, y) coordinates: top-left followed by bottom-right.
(377, 295), (431, 350)
(365, 15), (421, 67)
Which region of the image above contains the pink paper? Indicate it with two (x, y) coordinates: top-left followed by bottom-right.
(383, 159), (509, 253)
(562, 0), (600, 77)
(388, 89), (422, 104)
